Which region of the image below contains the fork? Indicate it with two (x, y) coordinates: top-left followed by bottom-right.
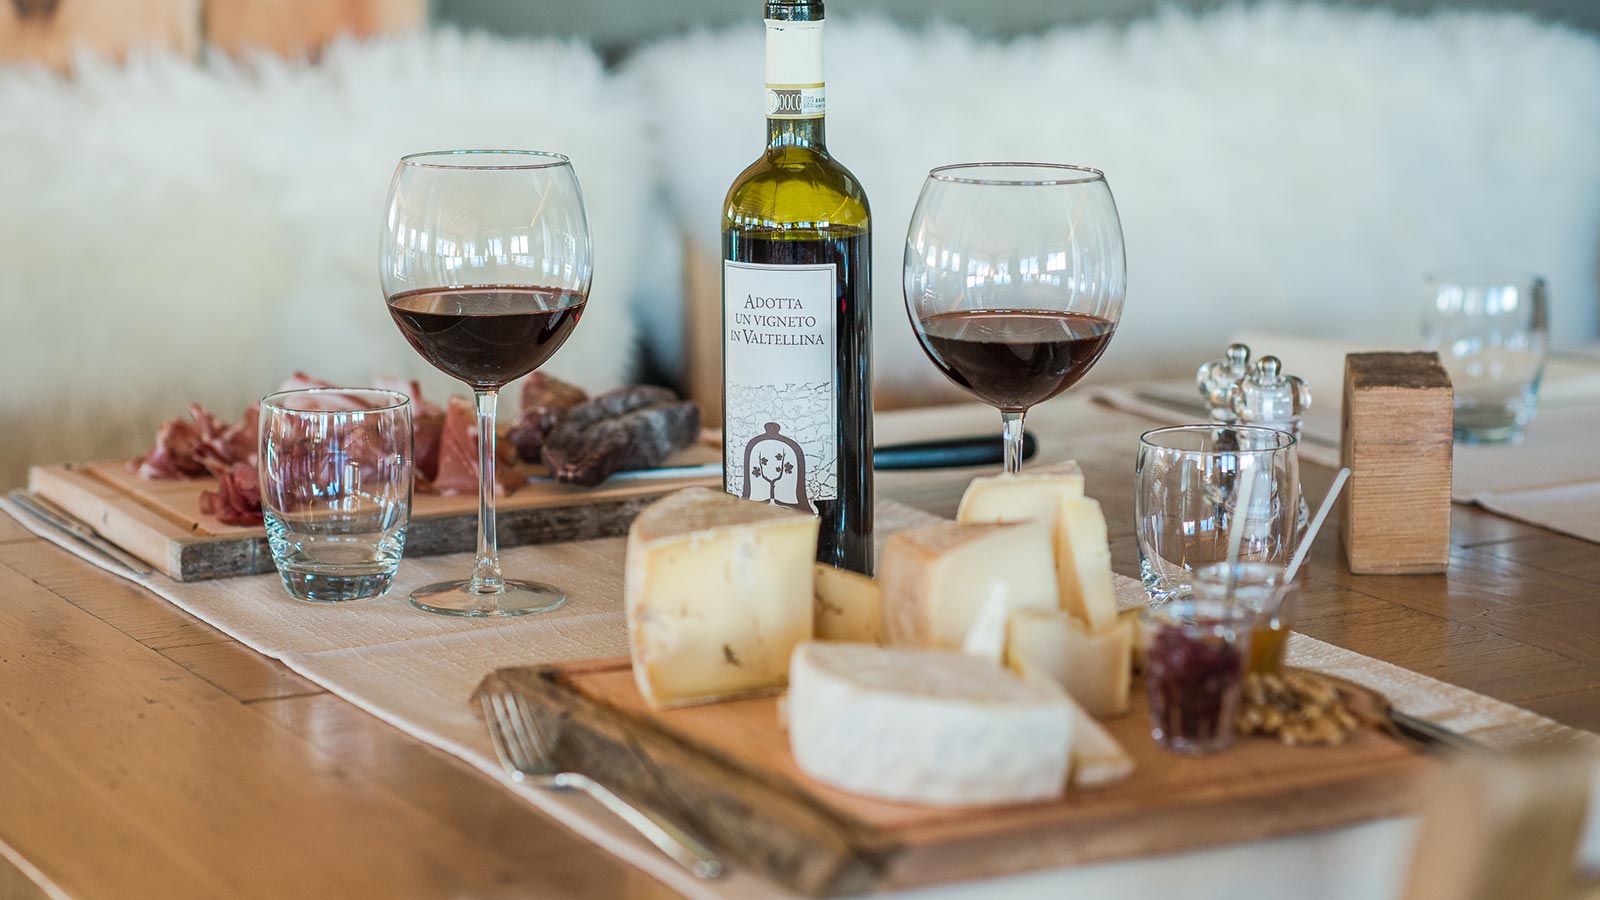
(480, 691), (725, 879)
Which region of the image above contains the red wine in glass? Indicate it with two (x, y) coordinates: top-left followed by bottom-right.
(387, 286), (586, 389)
(380, 149), (592, 618)
(918, 309), (1115, 412)
(904, 163), (1126, 474)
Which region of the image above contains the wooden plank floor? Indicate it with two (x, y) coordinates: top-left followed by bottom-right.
(2, 397), (1598, 899)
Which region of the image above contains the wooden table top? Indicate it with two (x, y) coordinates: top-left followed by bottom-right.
(2, 396), (1597, 900)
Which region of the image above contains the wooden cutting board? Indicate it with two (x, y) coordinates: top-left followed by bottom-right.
(475, 659), (1438, 898)
(27, 447), (719, 582)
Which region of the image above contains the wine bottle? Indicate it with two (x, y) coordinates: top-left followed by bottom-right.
(722, 0), (873, 573)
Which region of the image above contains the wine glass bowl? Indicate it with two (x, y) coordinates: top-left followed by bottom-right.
(904, 163), (1127, 472)
(380, 150), (592, 617)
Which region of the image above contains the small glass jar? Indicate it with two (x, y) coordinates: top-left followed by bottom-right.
(1141, 598), (1255, 755)
(1192, 562), (1300, 674)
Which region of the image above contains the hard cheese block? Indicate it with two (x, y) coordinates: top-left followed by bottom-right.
(787, 641), (1074, 806)
(625, 487), (819, 709)
(813, 563), (883, 644)
(1056, 496), (1119, 632)
(955, 463), (1118, 632)
(1006, 608), (1134, 718)
(879, 522), (1059, 648)
(955, 461), (1085, 524)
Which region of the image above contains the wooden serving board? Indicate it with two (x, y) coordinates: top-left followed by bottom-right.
(27, 447), (719, 582)
(475, 659), (1439, 898)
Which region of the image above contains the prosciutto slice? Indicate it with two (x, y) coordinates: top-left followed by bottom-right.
(198, 460), (264, 527)
(131, 403), (258, 479)
(431, 395), (522, 497)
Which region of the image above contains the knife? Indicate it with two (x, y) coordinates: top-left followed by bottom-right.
(1389, 709), (1487, 755)
(531, 433), (1040, 484)
(7, 490), (154, 577)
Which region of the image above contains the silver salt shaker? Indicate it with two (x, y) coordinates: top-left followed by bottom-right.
(1196, 343), (1252, 424)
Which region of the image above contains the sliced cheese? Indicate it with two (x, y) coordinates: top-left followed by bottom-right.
(879, 522), (1059, 649)
(955, 460), (1085, 525)
(1069, 699), (1136, 790)
(625, 487), (818, 709)
(813, 563), (883, 644)
(1005, 607), (1133, 718)
(1119, 607), (1146, 673)
(961, 594), (1011, 665)
(1057, 496), (1119, 632)
(787, 642), (1073, 806)
(954, 462), (1117, 632)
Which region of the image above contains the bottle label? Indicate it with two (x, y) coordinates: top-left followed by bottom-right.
(765, 19), (824, 119)
(723, 261), (838, 511)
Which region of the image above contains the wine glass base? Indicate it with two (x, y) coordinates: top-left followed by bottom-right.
(408, 579), (567, 618)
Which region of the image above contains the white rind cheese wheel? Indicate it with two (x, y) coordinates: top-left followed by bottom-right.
(879, 521), (1059, 648)
(1005, 607), (1134, 717)
(625, 487), (819, 709)
(787, 642), (1074, 806)
(813, 563), (883, 644)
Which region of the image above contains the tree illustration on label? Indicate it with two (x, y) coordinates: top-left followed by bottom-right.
(740, 422), (815, 513)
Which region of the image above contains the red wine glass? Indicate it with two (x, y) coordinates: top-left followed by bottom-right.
(380, 150), (592, 617)
(904, 163), (1126, 473)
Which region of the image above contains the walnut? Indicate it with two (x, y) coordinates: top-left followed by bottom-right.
(1236, 670), (1361, 747)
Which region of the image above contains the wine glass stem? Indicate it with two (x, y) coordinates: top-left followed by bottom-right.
(1001, 410), (1026, 474)
(471, 389), (505, 594)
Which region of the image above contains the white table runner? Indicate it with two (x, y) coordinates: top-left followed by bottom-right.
(5, 498), (1598, 900)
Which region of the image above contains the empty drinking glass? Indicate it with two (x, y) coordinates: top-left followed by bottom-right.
(1422, 272), (1548, 445)
(259, 388), (412, 602)
(1136, 425), (1299, 603)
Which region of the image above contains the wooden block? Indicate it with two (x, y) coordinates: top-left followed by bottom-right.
(0, 0), (199, 70)
(205, 0), (424, 58)
(1340, 352), (1453, 574)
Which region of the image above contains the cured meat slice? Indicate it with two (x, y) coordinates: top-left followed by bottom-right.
(198, 460), (264, 526)
(431, 396), (522, 497)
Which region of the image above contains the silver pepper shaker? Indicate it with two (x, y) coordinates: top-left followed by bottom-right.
(1230, 356), (1312, 441)
(1196, 343), (1252, 424)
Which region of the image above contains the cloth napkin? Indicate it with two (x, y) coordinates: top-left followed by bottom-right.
(4, 498), (1598, 900)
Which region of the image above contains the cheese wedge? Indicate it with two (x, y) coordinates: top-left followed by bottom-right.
(787, 642), (1074, 806)
(625, 487), (818, 709)
(955, 461), (1085, 525)
(1057, 496), (1119, 632)
(879, 522), (1059, 649)
(1005, 607), (1134, 718)
(961, 594), (1011, 665)
(954, 463), (1117, 632)
(1069, 699), (1136, 790)
(813, 563), (883, 644)
(1119, 607), (1146, 673)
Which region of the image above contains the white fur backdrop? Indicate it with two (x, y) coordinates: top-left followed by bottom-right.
(3, 5), (1600, 486)
(0, 32), (653, 487)
(629, 4), (1600, 403)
